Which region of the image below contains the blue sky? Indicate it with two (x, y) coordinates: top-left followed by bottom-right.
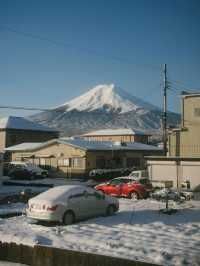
(0, 0), (200, 116)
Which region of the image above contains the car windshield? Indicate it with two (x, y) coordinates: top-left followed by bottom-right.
(130, 172), (140, 178)
(109, 179), (122, 185)
(139, 178), (150, 185)
(121, 178), (136, 183)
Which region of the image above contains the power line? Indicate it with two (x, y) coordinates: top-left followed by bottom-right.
(0, 105), (57, 112)
(0, 24), (161, 70)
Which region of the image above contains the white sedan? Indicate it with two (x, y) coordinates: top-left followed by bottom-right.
(26, 185), (119, 225)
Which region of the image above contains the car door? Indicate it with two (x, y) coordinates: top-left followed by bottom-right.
(120, 178), (132, 197)
(106, 179), (123, 196)
(85, 188), (107, 216)
(67, 190), (87, 219)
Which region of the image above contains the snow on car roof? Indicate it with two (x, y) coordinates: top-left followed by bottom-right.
(29, 185), (87, 202)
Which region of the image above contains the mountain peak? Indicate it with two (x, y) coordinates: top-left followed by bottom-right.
(59, 83), (158, 114)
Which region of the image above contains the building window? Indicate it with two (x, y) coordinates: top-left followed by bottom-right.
(72, 158), (85, 168)
(10, 135), (17, 145)
(58, 158), (71, 167)
(194, 108), (200, 117)
(96, 157), (106, 168)
(40, 158), (46, 166)
(126, 158), (140, 168)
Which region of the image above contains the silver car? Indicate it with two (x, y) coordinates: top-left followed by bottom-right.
(26, 185), (119, 225)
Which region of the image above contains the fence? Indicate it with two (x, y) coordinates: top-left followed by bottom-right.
(0, 242), (160, 266)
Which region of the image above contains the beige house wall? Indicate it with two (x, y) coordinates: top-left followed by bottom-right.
(0, 131), (6, 151)
(11, 143), (87, 177)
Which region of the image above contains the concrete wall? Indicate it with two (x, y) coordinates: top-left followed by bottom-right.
(147, 159), (200, 189)
(148, 160), (178, 188)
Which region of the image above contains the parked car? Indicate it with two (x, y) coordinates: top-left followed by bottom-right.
(26, 185), (119, 224)
(8, 161), (48, 180)
(152, 188), (193, 201)
(95, 176), (152, 200)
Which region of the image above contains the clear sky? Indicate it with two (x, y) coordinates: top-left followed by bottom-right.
(0, 0), (200, 117)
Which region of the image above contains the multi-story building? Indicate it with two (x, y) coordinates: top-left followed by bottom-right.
(168, 93), (200, 157)
(147, 92), (200, 189)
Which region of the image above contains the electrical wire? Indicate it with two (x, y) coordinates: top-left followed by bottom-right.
(0, 24), (161, 70)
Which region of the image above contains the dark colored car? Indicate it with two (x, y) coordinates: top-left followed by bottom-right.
(95, 177), (152, 200)
(8, 162), (48, 180)
(8, 168), (36, 180)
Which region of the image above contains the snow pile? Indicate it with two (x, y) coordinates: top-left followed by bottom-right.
(59, 84), (157, 114)
(0, 199), (199, 265)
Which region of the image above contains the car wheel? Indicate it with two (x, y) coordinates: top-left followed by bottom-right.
(63, 211), (75, 225)
(106, 205), (115, 216)
(129, 192), (139, 200)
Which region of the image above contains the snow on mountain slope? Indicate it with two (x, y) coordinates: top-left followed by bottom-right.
(30, 83), (180, 136)
(59, 84), (158, 113)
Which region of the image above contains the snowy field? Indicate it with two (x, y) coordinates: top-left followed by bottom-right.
(0, 199), (200, 266)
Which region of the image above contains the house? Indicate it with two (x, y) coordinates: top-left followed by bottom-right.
(0, 116), (59, 151)
(81, 128), (150, 144)
(5, 138), (161, 178)
(146, 92), (200, 190)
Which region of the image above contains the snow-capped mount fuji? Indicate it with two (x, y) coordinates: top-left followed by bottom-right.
(59, 84), (158, 114)
(31, 84), (180, 136)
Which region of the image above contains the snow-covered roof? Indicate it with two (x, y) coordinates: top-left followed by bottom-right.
(82, 128), (149, 136)
(5, 138), (161, 152)
(0, 116), (58, 132)
(5, 142), (43, 151)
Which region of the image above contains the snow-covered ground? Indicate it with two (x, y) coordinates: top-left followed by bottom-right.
(0, 202), (26, 216)
(0, 199), (200, 266)
(0, 262), (28, 266)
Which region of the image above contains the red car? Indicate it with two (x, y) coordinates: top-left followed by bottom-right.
(95, 177), (152, 200)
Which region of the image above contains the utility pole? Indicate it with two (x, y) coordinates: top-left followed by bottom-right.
(163, 64), (168, 156)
